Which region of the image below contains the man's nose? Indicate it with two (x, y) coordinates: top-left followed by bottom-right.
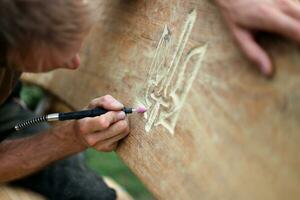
(65, 54), (81, 69)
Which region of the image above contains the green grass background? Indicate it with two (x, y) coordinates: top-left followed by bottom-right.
(86, 150), (154, 200)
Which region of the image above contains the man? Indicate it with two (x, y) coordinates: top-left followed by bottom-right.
(0, 1), (127, 199)
(0, 0), (299, 199)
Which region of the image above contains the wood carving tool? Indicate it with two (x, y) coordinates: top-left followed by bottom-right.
(0, 106), (147, 143)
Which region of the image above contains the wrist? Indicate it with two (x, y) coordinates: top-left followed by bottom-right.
(52, 122), (87, 154)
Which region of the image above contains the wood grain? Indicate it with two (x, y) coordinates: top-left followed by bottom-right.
(22, 0), (300, 199)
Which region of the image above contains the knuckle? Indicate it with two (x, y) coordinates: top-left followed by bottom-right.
(102, 94), (113, 102)
(98, 117), (109, 129)
(77, 121), (87, 134)
(118, 120), (129, 132)
(86, 137), (97, 147)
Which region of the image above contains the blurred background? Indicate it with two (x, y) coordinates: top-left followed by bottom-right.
(20, 83), (154, 200)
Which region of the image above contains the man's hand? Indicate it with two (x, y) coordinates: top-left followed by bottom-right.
(0, 95), (128, 182)
(215, 0), (300, 76)
(72, 95), (129, 152)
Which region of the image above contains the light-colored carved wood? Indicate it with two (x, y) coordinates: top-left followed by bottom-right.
(0, 185), (45, 200)
(103, 177), (133, 200)
(22, 0), (300, 199)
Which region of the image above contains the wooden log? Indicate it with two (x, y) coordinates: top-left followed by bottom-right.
(0, 185), (45, 200)
(22, 0), (300, 199)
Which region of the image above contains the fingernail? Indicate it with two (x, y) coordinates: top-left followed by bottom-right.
(117, 111), (126, 120)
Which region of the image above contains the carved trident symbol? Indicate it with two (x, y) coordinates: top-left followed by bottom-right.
(144, 9), (207, 135)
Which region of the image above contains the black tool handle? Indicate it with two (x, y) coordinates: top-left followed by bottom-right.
(59, 108), (108, 121)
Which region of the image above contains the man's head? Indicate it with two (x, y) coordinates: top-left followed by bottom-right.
(0, 0), (91, 72)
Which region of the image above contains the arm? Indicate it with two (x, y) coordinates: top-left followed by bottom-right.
(214, 0), (300, 76)
(0, 95), (129, 182)
(0, 122), (85, 182)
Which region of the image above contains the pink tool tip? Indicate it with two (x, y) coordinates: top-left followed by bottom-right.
(136, 106), (147, 113)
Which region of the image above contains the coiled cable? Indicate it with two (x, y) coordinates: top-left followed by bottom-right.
(14, 115), (47, 131)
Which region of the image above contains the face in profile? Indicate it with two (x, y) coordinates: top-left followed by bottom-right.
(3, 0), (91, 73)
(9, 35), (86, 73)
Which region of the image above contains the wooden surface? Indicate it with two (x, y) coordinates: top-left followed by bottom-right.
(22, 0), (300, 199)
(0, 185), (45, 200)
